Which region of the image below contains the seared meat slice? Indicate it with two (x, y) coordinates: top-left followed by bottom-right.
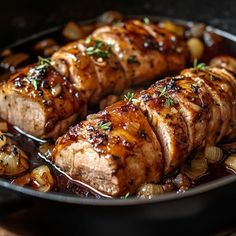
(52, 19), (187, 104)
(210, 56), (236, 75)
(53, 101), (163, 196)
(53, 61), (236, 197)
(209, 56), (236, 140)
(136, 82), (189, 174)
(51, 40), (126, 104)
(163, 76), (211, 150)
(182, 67), (235, 142)
(0, 62), (86, 139)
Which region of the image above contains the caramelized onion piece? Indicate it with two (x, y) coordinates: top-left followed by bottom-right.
(225, 154), (236, 173)
(63, 21), (84, 41)
(98, 11), (123, 24)
(204, 146), (223, 163)
(137, 184), (164, 199)
(188, 23), (206, 38)
(12, 165), (54, 192)
(44, 45), (60, 57)
(0, 144), (29, 176)
(187, 37), (204, 60)
(30, 165), (54, 192)
(0, 48), (12, 58)
(34, 38), (57, 51)
(173, 173), (191, 190)
(12, 173), (31, 186)
(183, 156), (208, 180)
(0, 53), (29, 72)
(159, 21), (185, 37)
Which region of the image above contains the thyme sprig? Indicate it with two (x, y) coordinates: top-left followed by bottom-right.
(193, 58), (206, 70)
(96, 121), (112, 131)
(158, 86), (175, 107)
(143, 17), (150, 25)
(124, 92), (139, 104)
(24, 56), (51, 90)
(86, 40), (112, 59)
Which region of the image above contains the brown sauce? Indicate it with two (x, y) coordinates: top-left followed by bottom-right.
(0, 15), (236, 198)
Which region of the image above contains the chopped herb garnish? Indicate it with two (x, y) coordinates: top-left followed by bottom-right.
(37, 56), (51, 69)
(193, 58), (206, 70)
(85, 36), (91, 44)
(159, 86), (167, 98)
(158, 86), (175, 107)
(124, 92), (139, 104)
(127, 55), (140, 64)
(165, 97), (175, 107)
(143, 17), (150, 25)
(24, 57), (51, 90)
(85, 40), (112, 59)
(97, 121), (112, 131)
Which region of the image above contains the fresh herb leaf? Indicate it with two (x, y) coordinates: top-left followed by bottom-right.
(193, 58), (206, 70)
(85, 40), (112, 59)
(165, 97), (175, 107)
(85, 36), (91, 44)
(97, 121), (112, 131)
(159, 86), (167, 98)
(124, 92), (139, 104)
(127, 55), (140, 64)
(37, 56), (51, 68)
(24, 57), (51, 90)
(158, 86), (175, 107)
(143, 17), (150, 25)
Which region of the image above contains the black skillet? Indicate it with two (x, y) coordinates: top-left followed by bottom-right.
(0, 16), (236, 236)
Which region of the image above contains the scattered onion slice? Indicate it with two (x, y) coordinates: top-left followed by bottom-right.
(204, 146), (223, 163)
(187, 37), (204, 60)
(0, 145), (29, 176)
(159, 21), (185, 37)
(183, 156), (208, 180)
(225, 154), (236, 173)
(31, 165), (54, 192)
(137, 184), (164, 199)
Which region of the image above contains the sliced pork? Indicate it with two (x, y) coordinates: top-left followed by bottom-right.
(0, 61), (86, 139)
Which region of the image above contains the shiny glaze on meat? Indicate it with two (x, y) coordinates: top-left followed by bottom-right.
(53, 101), (163, 196)
(53, 62), (236, 197)
(0, 64), (86, 139)
(52, 19), (187, 104)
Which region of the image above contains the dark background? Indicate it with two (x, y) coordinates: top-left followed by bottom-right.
(0, 0), (236, 48)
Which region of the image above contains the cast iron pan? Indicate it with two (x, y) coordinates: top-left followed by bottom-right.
(0, 16), (236, 236)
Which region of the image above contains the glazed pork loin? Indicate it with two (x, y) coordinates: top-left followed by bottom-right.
(51, 19), (187, 104)
(0, 19), (187, 139)
(52, 57), (236, 197)
(0, 59), (86, 139)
